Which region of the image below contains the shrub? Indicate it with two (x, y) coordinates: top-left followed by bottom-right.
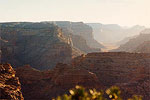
(53, 85), (142, 100)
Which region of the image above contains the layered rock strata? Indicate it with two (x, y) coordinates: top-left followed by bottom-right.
(0, 22), (81, 70)
(15, 52), (150, 100)
(0, 64), (24, 100)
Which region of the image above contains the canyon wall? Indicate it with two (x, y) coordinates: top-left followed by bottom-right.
(134, 41), (150, 53)
(15, 64), (102, 100)
(0, 22), (81, 70)
(0, 64), (24, 100)
(51, 21), (104, 49)
(15, 52), (150, 100)
(72, 52), (150, 100)
(112, 29), (150, 52)
(87, 23), (145, 44)
(0, 22), (104, 70)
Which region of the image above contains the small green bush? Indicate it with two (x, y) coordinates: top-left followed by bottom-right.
(53, 86), (142, 100)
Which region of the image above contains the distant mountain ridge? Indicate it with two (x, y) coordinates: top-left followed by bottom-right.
(87, 23), (145, 44)
(111, 29), (150, 52)
(134, 41), (150, 53)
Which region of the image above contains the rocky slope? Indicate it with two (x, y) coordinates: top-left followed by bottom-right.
(15, 64), (102, 100)
(87, 23), (145, 44)
(0, 22), (82, 70)
(134, 41), (150, 53)
(72, 52), (150, 100)
(71, 35), (100, 53)
(116, 35), (137, 45)
(0, 64), (24, 100)
(119, 74), (150, 100)
(51, 21), (104, 49)
(112, 29), (150, 52)
(15, 52), (150, 100)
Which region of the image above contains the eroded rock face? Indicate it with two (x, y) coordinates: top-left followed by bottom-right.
(15, 64), (102, 100)
(119, 75), (150, 100)
(15, 52), (150, 100)
(71, 35), (100, 53)
(72, 52), (150, 99)
(112, 29), (150, 52)
(87, 23), (145, 44)
(134, 41), (150, 53)
(0, 22), (81, 70)
(0, 64), (24, 100)
(52, 21), (104, 50)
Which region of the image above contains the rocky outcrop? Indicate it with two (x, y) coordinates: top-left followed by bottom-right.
(134, 41), (150, 53)
(51, 21), (104, 50)
(116, 35), (137, 45)
(0, 22), (81, 70)
(87, 23), (145, 44)
(112, 29), (150, 52)
(119, 75), (150, 100)
(15, 64), (102, 100)
(15, 52), (150, 100)
(72, 52), (150, 100)
(71, 35), (100, 53)
(0, 64), (24, 100)
(118, 63), (150, 100)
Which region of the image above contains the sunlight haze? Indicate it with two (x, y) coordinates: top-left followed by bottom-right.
(0, 0), (150, 27)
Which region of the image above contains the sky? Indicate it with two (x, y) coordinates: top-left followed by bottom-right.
(0, 0), (150, 27)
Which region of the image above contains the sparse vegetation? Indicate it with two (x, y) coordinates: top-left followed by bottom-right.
(53, 86), (142, 100)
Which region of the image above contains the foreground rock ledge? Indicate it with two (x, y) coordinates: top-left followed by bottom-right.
(0, 64), (24, 100)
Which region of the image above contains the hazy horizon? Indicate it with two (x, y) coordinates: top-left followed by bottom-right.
(0, 0), (150, 27)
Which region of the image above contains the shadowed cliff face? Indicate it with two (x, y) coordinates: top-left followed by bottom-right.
(71, 35), (100, 53)
(0, 64), (24, 100)
(0, 22), (82, 70)
(51, 21), (104, 49)
(0, 22), (103, 70)
(15, 52), (150, 100)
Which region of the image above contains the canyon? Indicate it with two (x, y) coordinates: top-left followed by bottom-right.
(51, 21), (104, 49)
(0, 22), (150, 100)
(0, 22), (74, 70)
(112, 29), (150, 52)
(13, 52), (150, 100)
(87, 23), (145, 44)
(0, 22), (102, 70)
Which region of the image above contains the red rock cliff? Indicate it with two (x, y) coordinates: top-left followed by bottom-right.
(0, 64), (24, 100)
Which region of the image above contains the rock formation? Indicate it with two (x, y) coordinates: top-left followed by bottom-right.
(50, 21), (104, 49)
(0, 22), (82, 70)
(134, 41), (150, 53)
(71, 35), (100, 53)
(116, 35), (137, 45)
(15, 52), (150, 100)
(119, 74), (150, 100)
(87, 23), (145, 44)
(112, 29), (150, 52)
(15, 64), (102, 100)
(0, 64), (24, 100)
(0, 22), (104, 70)
(72, 52), (150, 100)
